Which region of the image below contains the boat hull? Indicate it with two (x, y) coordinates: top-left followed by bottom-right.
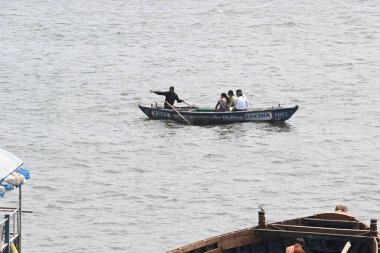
(139, 105), (299, 125)
(166, 208), (380, 253)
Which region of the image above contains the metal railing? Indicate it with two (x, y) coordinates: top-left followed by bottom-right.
(0, 207), (20, 253)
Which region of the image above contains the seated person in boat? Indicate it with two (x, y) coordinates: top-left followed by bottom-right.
(150, 86), (183, 109)
(215, 93), (230, 112)
(228, 90), (236, 111)
(234, 91), (248, 111)
(335, 204), (348, 212)
(286, 238), (305, 253)
(236, 89), (249, 109)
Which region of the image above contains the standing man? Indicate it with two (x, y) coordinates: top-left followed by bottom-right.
(151, 86), (183, 109)
(285, 238), (305, 253)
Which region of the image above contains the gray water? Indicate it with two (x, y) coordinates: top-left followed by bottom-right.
(1, 0), (380, 252)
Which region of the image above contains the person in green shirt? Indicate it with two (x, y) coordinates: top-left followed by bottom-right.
(228, 90), (236, 110)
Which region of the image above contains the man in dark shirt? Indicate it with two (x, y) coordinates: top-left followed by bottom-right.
(150, 86), (183, 109)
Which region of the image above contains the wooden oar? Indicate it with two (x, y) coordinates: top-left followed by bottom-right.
(341, 242), (351, 253)
(183, 101), (191, 106)
(165, 101), (191, 125)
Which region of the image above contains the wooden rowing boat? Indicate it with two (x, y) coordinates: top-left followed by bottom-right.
(167, 206), (379, 253)
(139, 104), (299, 125)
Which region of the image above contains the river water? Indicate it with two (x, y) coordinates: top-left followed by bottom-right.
(1, 0), (380, 252)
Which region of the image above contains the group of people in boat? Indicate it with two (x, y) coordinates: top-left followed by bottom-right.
(150, 86), (249, 111)
(215, 89), (249, 112)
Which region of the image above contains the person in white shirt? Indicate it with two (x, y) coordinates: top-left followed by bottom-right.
(234, 91), (248, 111)
(236, 89), (249, 109)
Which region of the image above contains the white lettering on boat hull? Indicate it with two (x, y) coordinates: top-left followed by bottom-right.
(244, 112), (272, 121)
(274, 112), (289, 121)
(152, 111), (171, 118)
(222, 115), (244, 121)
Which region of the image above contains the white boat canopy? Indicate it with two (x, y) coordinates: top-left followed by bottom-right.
(0, 148), (30, 197)
(0, 148), (23, 181)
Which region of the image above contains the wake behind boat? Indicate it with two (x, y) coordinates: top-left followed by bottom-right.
(139, 104), (299, 125)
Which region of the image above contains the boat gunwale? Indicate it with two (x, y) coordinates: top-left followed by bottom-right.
(166, 210), (379, 253)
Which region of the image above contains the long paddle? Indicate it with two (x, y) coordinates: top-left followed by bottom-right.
(341, 242), (351, 253)
(165, 101), (191, 125)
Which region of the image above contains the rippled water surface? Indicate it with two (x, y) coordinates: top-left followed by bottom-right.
(1, 0), (380, 252)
